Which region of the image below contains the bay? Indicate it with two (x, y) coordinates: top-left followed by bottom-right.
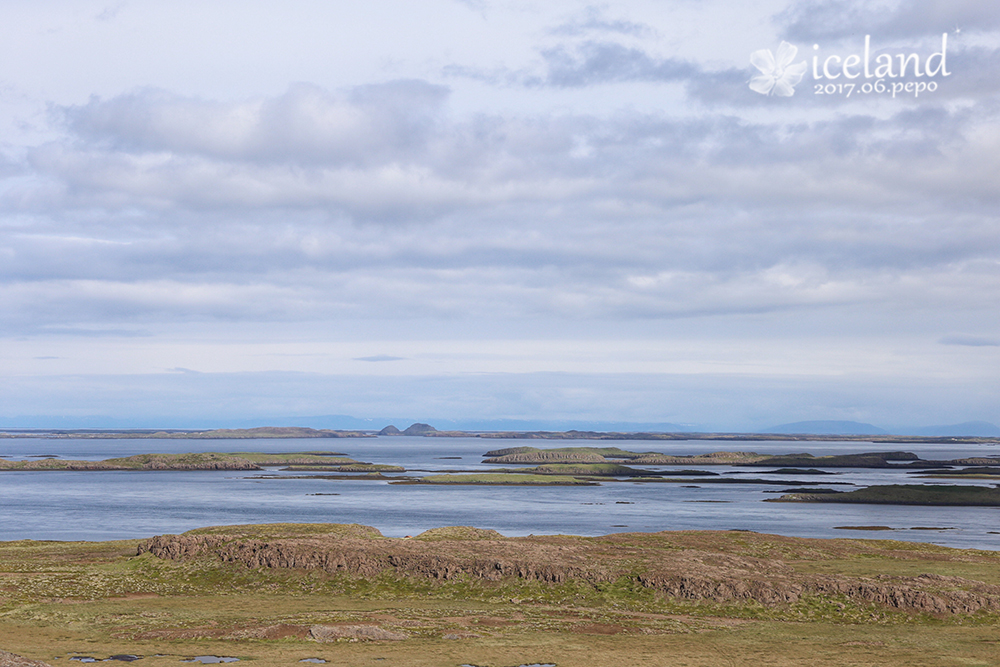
(1, 437), (998, 550)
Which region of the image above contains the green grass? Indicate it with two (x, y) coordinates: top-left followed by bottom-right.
(182, 523), (386, 540)
(3, 526), (1000, 667)
(513, 463), (660, 476)
(279, 463), (405, 472)
(482, 446), (663, 462)
(482, 446), (770, 465)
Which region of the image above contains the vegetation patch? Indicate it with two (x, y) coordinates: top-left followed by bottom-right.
(482, 447), (768, 465)
(183, 523), (385, 540)
(499, 463), (661, 477)
(4, 525), (1000, 667)
(413, 527), (505, 541)
(279, 464), (405, 473)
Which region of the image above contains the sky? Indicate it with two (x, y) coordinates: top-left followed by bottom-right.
(1, 0), (998, 432)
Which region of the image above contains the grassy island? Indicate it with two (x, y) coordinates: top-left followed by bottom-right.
(482, 446), (768, 465)
(770, 484), (1000, 506)
(280, 463), (406, 473)
(0, 427), (372, 439)
(0, 452), (357, 471)
(396, 473), (599, 485)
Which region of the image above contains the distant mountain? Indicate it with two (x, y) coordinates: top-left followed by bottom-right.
(0, 414), (384, 431)
(900, 422), (1000, 437)
(760, 420), (888, 435)
(428, 419), (692, 432)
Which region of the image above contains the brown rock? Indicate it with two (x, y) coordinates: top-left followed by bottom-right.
(309, 625), (408, 641)
(0, 651), (52, 667)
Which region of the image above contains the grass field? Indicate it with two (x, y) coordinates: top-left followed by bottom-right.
(2, 525), (999, 667)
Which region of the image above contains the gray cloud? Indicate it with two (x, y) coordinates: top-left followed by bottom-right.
(939, 335), (1000, 347)
(548, 7), (657, 38)
(1, 79), (998, 337)
(530, 41), (697, 87)
(779, 0), (1000, 41)
(61, 81), (449, 168)
(450, 37), (999, 109)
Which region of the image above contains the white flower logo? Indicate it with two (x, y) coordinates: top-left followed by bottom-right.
(750, 41), (807, 97)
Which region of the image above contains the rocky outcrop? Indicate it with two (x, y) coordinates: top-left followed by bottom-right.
(378, 425), (402, 435)
(137, 528), (1000, 616)
(0, 651), (51, 667)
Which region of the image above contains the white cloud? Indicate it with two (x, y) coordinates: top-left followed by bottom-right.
(0, 1), (998, 427)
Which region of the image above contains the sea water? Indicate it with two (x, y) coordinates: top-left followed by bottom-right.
(1, 437), (998, 549)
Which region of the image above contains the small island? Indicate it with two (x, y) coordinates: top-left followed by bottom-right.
(0, 452), (358, 471)
(393, 473), (599, 485)
(770, 484), (1000, 506)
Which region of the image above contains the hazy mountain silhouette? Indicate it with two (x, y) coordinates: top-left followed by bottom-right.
(761, 420), (887, 435)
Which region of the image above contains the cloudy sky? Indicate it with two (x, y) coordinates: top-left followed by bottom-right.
(1, 0), (998, 431)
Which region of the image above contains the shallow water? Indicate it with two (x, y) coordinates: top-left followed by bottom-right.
(1, 437), (998, 550)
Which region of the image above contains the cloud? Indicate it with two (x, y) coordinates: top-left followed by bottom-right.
(95, 2), (127, 23)
(450, 35), (999, 110)
(3, 77), (999, 345)
(548, 7), (657, 38)
(0, 2), (998, 430)
(939, 335), (1000, 347)
(530, 41), (697, 87)
(61, 81), (449, 168)
(779, 0), (1000, 42)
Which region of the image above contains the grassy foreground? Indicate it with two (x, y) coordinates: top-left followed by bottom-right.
(2, 525), (1000, 667)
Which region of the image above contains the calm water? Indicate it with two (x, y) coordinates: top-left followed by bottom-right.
(1, 437), (998, 550)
